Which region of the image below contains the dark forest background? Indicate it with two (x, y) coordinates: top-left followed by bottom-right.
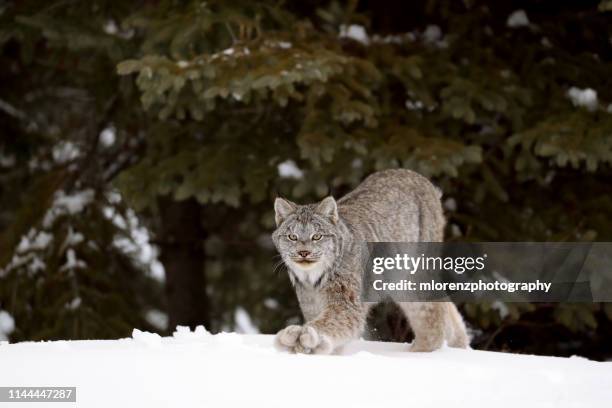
(1, 0), (612, 360)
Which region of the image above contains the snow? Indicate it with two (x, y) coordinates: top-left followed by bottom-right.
(28, 256), (46, 272)
(103, 20), (119, 35)
(65, 297), (82, 311)
(567, 87), (598, 111)
(443, 197), (457, 212)
(2, 188), (164, 280)
(234, 307), (259, 334)
(0, 329), (610, 407)
(207, 47), (242, 61)
(52, 141), (80, 164)
(172, 325), (209, 341)
(60, 248), (86, 271)
(104, 21), (134, 40)
(339, 24), (370, 45)
(423, 24), (442, 43)
(132, 328), (163, 348)
(145, 309), (168, 331)
(62, 227), (84, 249)
(54, 190), (95, 214)
(276, 41), (292, 49)
(2, 228), (51, 276)
(16, 230), (53, 253)
(405, 99), (424, 110)
(277, 159), (304, 179)
(99, 126), (116, 147)
(0, 310), (15, 341)
(43, 189), (95, 228)
(32, 230), (53, 249)
(264, 298), (279, 309)
(2, 189), (97, 276)
(103, 193), (166, 282)
(0, 98), (26, 120)
(507, 10), (530, 28)
(491, 300), (510, 318)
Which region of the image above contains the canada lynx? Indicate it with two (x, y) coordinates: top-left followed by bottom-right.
(272, 169), (469, 354)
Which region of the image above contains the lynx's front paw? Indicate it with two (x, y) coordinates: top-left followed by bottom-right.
(274, 325), (333, 355)
(275, 325), (302, 351)
(294, 325), (333, 355)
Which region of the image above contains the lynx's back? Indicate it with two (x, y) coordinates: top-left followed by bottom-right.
(338, 169), (445, 242)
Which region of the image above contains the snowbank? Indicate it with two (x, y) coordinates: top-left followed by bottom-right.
(1, 328), (610, 407)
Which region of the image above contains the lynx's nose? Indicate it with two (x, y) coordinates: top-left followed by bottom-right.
(297, 250), (311, 258)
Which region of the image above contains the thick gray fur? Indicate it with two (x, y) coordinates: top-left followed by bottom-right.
(272, 169), (469, 354)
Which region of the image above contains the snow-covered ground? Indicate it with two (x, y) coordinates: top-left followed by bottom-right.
(1, 327), (611, 407)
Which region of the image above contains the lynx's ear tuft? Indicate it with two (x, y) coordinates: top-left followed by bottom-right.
(316, 196), (338, 224)
(274, 198), (297, 227)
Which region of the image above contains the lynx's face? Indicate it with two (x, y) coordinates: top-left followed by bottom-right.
(272, 197), (339, 286)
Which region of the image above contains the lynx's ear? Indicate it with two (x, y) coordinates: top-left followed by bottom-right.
(316, 196), (338, 224)
(274, 197), (297, 227)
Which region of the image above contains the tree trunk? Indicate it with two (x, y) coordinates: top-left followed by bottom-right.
(157, 197), (208, 330)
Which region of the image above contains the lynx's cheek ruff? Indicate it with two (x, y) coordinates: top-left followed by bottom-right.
(288, 260), (328, 287)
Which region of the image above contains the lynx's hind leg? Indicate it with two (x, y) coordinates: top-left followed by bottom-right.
(399, 302), (469, 352)
(399, 302), (446, 352)
(445, 303), (470, 349)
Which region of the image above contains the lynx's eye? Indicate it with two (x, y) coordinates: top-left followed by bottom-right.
(312, 233), (322, 241)
(288, 234), (298, 241)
